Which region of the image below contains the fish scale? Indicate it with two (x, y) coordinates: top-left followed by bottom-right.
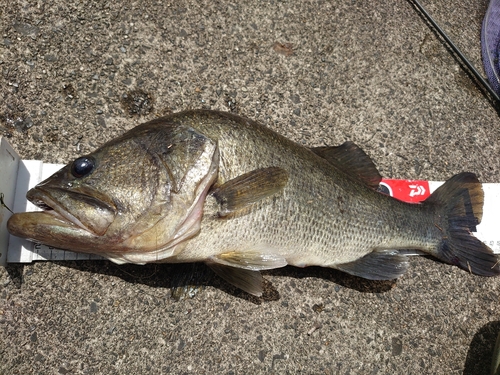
(163, 112), (462, 264)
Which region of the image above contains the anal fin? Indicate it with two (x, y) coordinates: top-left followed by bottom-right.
(335, 250), (409, 280)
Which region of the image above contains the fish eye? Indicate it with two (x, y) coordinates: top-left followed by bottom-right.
(71, 156), (95, 178)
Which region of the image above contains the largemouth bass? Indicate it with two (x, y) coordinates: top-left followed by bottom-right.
(7, 110), (500, 295)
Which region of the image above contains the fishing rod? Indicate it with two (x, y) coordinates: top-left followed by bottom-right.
(407, 0), (500, 113)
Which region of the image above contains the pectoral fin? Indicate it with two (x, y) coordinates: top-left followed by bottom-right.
(212, 167), (288, 217)
(206, 263), (264, 296)
(335, 250), (409, 280)
(312, 142), (382, 189)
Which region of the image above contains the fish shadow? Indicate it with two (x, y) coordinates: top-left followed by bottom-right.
(463, 321), (500, 375)
(265, 265), (396, 293)
(4, 263), (25, 288)
(49, 260), (395, 303)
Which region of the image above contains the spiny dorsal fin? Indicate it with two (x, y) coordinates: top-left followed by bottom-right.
(312, 142), (382, 189)
(206, 263), (264, 296)
(212, 167), (288, 217)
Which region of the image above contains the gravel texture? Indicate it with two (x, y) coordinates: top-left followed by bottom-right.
(1, 0), (500, 374)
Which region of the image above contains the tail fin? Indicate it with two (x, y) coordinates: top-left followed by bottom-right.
(425, 172), (500, 276)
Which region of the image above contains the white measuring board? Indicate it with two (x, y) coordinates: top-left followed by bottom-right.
(0, 137), (21, 266)
(0, 136), (499, 266)
(5, 159), (104, 265)
(0, 136), (103, 266)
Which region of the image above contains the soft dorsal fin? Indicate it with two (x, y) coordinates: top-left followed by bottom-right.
(311, 142), (382, 189)
(212, 167), (288, 217)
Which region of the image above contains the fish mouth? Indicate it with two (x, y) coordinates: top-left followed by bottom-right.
(7, 184), (120, 255)
(25, 186), (117, 236)
(28, 189), (87, 231)
(30, 199), (53, 211)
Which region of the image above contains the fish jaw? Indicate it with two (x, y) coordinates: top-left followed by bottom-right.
(7, 210), (101, 252)
(7, 184), (119, 252)
(26, 185), (117, 236)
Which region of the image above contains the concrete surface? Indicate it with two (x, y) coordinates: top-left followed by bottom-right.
(1, 0), (500, 374)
